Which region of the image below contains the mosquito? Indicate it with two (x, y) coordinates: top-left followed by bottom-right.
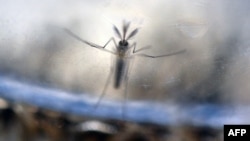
(64, 21), (185, 117)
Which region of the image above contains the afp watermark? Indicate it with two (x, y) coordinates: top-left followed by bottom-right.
(224, 125), (250, 141)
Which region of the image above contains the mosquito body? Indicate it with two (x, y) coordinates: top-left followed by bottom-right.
(64, 21), (185, 111)
(114, 55), (126, 89)
(112, 22), (138, 89)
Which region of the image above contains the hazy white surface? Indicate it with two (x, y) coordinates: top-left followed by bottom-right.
(0, 0), (250, 105)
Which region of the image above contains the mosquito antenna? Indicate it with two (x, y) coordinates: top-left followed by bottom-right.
(126, 28), (139, 40)
(122, 21), (130, 41)
(113, 25), (122, 39)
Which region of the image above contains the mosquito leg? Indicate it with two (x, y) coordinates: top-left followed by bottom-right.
(102, 37), (117, 49)
(122, 67), (129, 120)
(126, 42), (186, 59)
(132, 49), (186, 58)
(121, 57), (135, 120)
(64, 28), (117, 55)
(122, 74), (129, 120)
(127, 42), (151, 53)
(93, 66), (114, 110)
(95, 37), (117, 55)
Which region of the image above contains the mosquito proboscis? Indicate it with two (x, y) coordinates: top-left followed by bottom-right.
(64, 21), (186, 118)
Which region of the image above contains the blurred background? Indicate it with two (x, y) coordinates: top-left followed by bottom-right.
(0, 0), (250, 140)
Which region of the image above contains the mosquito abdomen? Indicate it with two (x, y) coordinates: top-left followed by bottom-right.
(114, 58), (125, 89)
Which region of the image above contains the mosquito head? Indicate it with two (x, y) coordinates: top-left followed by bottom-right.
(113, 21), (139, 41)
(119, 40), (129, 46)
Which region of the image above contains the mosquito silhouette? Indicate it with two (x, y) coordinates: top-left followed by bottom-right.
(64, 21), (185, 115)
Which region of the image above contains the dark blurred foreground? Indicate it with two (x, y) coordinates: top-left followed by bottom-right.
(0, 102), (223, 141)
